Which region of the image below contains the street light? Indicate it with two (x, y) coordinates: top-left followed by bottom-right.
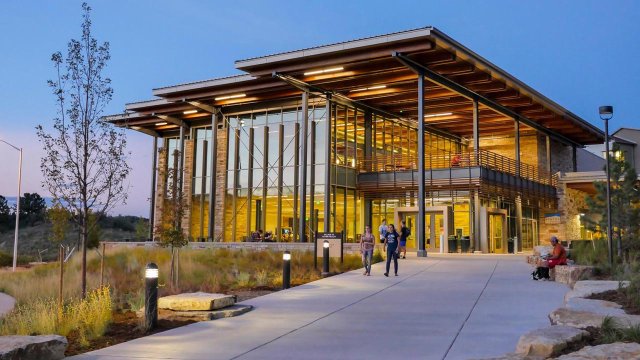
(599, 105), (614, 266)
(0, 139), (22, 272)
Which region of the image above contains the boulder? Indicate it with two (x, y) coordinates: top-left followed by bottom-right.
(564, 281), (628, 302)
(158, 292), (236, 311)
(554, 266), (594, 288)
(555, 342), (640, 360)
(549, 307), (640, 329)
(157, 304), (253, 322)
(0, 335), (67, 360)
(515, 325), (588, 357)
(564, 298), (625, 316)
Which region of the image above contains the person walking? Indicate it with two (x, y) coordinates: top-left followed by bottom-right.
(360, 225), (375, 276)
(383, 224), (400, 277)
(399, 220), (410, 259)
(378, 219), (388, 244)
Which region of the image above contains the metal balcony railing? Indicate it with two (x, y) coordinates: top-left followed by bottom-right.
(358, 149), (557, 186)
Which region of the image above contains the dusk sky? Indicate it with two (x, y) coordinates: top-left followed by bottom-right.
(0, 1), (638, 217)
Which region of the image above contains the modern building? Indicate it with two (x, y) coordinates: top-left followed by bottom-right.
(106, 27), (605, 254)
(557, 128), (640, 241)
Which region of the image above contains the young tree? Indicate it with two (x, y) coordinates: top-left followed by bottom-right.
(586, 144), (640, 258)
(36, 3), (130, 298)
(155, 148), (189, 289)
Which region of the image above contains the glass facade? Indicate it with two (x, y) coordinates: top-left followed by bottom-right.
(176, 97), (545, 252)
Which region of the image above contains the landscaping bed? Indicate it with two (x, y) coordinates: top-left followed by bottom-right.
(587, 289), (640, 315)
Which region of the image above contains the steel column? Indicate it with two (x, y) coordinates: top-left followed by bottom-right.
(262, 126), (269, 233)
(293, 122), (300, 241)
(310, 120), (316, 241)
(277, 124), (284, 240)
(299, 92), (310, 243)
(515, 195), (523, 253)
(247, 128), (255, 237)
(417, 74), (427, 257)
(473, 191), (481, 252)
(208, 113), (218, 241)
(324, 98), (331, 233)
(149, 136), (157, 240)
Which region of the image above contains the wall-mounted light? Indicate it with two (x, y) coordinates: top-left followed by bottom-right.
(424, 112), (453, 118)
(183, 110), (198, 115)
(304, 66), (344, 76)
(215, 93), (246, 101)
(350, 85), (387, 92)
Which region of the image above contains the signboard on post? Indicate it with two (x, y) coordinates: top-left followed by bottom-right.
(316, 232), (343, 261)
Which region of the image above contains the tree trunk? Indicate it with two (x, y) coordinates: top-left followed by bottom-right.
(81, 212), (88, 299)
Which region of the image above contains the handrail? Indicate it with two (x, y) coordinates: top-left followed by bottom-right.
(358, 149), (556, 186)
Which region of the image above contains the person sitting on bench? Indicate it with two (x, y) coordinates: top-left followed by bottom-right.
(532, 236), (567, 280)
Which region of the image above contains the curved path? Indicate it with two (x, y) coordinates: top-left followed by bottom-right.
(70, 254), (567, 360)
(0, 292), (16, 317)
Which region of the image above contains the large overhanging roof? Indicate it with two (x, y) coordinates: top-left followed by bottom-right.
(107, 27), (603, 145)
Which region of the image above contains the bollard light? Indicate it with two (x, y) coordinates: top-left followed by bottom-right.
(322, 240), (330, 277)
(144, 263), (158, 332)
(282, 251), (291, 289)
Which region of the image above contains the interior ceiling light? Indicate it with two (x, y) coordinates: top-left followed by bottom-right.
(424, 112), (453, 118)
(303, 66), (344, 76)
(155, 122), (168, 126)
(350, 85), (387, 92)
(131, 126), (141, 130)
(215, 93), (246, 101)
(183, 110), (198, 115)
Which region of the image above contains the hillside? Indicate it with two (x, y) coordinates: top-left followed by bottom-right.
(0, 216), (145, 262)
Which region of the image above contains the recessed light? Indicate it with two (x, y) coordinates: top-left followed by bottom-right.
(155, 122), (168, 126)
(304, 66), (344, 76)
(183, 110), (198, 115)
(215, 93), (246, 101)
(350, 85), (387, 92)
(424, 112), (453, 118)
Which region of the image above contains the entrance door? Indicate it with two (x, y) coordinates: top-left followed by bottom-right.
(405, 215), (416, 249)
(489, 214), (506, 254)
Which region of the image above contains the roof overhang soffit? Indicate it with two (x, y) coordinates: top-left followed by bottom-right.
(272, 72), (463, 143)
(392, 52), (582, 148)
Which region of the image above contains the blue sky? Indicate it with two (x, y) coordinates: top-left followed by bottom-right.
(0, 0), (638, 216)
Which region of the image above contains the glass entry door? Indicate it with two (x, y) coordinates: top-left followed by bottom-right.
(405, 214), (416, 249)
(489, 213), (506, 254)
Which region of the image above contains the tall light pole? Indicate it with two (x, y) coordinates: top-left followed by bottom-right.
(0, 139), (22, 272)
(599, 105), (614, 266)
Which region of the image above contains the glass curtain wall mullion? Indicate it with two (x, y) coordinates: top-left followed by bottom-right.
(246, 127), (254, 238)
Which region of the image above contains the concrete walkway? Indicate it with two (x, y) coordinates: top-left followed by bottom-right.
(71, 255), (567, 360)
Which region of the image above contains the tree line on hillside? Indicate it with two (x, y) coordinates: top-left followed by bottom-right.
(0, 192), (149, 248)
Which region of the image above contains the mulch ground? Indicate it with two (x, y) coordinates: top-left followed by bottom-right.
(587, 289), (640, 315)
(65, 288), (277, 356)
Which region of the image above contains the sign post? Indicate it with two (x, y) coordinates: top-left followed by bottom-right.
(316, 232), (343, 263)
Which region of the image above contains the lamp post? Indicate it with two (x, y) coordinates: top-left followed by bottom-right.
(282, 251), (291, 289)
(0, 139), (22, 272)
(322, 240), (330, 277)
(599, 105), (614, 266)
(144, 263), (159, 332)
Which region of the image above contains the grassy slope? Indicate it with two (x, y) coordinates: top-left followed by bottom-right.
(0, 222), (136, 262)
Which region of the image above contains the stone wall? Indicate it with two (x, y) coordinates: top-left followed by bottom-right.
(473, 134), (542, 168)
(181, 139), (194, 236)
(153, 147), (167, 236)
(551, 138), (574, 173)
(557, 186), (589, 240)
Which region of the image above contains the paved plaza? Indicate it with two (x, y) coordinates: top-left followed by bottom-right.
(71, 255), (567, 360)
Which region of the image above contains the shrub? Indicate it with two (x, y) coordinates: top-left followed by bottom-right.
(0, 287), (112, 347)
(600, 316), (640, 344)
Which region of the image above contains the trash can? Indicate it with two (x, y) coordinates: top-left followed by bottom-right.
(508, 237), (514, 254)
(448, 236), (458, 253)
(460, 237), (471, 253)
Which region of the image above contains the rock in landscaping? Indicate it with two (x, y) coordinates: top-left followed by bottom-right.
(549, 307), (640, 329)
(564, 281), (628, 302)
(565, 298), (626, 316)
(0, 335), (67, 360)
(158, 304), (253, 322)
(158, 292), (236, 311)
(554, 266), (594, 288)
(515, 325), (588, 357)
(555, 342), (640, 359)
